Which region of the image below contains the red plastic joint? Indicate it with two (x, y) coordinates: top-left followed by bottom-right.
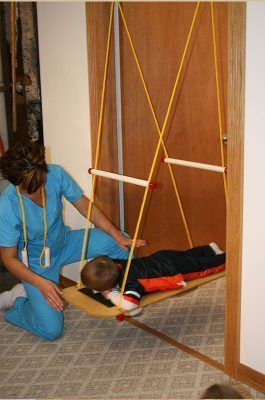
(160, 156), (166, 163)
(224, 167), (227, 173)
(116, 314), (125, 322)
(148, 181), (157, 189)
(88, 168), (93, 174)
(0, 136), (5, 155)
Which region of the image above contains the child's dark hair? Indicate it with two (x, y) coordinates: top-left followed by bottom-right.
(0, 141), (47, 194)
(81, 256), (120, 291)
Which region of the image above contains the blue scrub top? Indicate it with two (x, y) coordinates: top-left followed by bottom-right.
(0, 164), (83, 261)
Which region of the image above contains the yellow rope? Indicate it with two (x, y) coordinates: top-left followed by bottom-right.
(118, 2), (201, 248)
(77, 2), (114, 288)
(39, 187), (47, 268)
(210, 2), (227, 205)
(78, 3), (225, 307)
(16, 186), (48, 268)
(118, 2), (200, 307)
(16, 186), (27, 251)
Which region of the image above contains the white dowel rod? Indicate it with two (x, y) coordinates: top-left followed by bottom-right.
(163, 157), (226, 173)
(88, 168), (156, 188)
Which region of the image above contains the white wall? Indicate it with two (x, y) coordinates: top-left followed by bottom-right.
(37, 2), (91, 281)
(240, 2), (265, 374)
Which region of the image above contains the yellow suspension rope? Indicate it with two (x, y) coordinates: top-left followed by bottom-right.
(118, 2), (201, 249)
(77, 2), (114, 288)
(16, 186), (27, 252)
(118, 3), (200, 308)
(210, 2), (227, 205)
(39, 187), (48, 268)
(16, 186), (48, 268)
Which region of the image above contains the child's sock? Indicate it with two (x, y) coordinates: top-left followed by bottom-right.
(209, 242), (224, 255)
(125, 307), (143, 317)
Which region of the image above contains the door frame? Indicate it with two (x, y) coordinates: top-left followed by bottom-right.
(225, 2), (245, 378)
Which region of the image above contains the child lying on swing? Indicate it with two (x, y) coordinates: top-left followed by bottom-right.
(81, 243), (225, 311)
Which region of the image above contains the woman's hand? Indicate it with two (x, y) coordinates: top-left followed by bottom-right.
(36, 278), (64, 311)
(0, 247), (65, 311)
(114, 232), (147, 251)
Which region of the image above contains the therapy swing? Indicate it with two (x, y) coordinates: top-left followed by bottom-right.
(62, 1), (226, 318)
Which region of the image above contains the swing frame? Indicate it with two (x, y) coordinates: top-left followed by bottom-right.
(62, 2), (249, 387)
(63, 1), (226, 312)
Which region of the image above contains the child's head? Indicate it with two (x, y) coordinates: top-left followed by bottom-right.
(81, 256), (120, 291)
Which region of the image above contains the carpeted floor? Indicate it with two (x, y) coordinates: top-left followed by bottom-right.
(0, 277), (264, 399)
(137, 277), (225, 364)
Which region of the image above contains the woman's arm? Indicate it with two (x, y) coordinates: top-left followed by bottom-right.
(0, 246), (64, 311)
(72, 195), (146, 251)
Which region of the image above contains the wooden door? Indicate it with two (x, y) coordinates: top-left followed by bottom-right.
(87, 2), (227, 255)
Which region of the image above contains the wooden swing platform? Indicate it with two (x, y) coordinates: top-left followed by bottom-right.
(62, 270), (225, 318)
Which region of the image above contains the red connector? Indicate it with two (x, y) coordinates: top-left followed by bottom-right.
(160, 156), (166, 163)
(88, 168), (93, 174)
(116, 314), (125, 322)
(148, 181), (157, 189)
(0, 136), (5, 155)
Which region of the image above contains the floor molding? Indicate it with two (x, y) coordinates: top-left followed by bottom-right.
(238, 363), (265, 394)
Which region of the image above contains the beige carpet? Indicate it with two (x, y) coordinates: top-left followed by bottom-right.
(137, 276), (226, 364)
(0, 277), (264, 399)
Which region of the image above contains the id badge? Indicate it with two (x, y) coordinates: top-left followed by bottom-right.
(22, 248), (29, 267)
(45, 247), (50, 267)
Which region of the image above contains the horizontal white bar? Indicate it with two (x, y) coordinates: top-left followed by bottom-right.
(88, 168), (150, 187)
(163, 158), (226, 173)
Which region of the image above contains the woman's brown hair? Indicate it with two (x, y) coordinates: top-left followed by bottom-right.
(0, 141), (48, 194)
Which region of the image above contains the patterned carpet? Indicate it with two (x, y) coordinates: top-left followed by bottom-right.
(0, 277), (264, 399)
(137, 277), (226, 364)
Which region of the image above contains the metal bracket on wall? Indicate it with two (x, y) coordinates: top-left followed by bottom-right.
(222, 134), (228, 145)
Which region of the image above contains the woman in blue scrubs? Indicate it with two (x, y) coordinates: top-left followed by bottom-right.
(0, 142), (145, 340)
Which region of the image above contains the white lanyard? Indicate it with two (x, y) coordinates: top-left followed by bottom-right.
(16, 186), (50, 268)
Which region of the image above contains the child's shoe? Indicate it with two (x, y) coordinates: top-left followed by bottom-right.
(0, 283), (27, 311)
(209, 242), (224, 255)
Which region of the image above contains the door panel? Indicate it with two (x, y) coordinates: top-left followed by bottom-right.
(120, 2), (227, 254)
(87, 2), (227, 255)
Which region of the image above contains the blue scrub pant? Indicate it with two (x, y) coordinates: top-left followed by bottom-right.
(5, 228), (129, 341)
